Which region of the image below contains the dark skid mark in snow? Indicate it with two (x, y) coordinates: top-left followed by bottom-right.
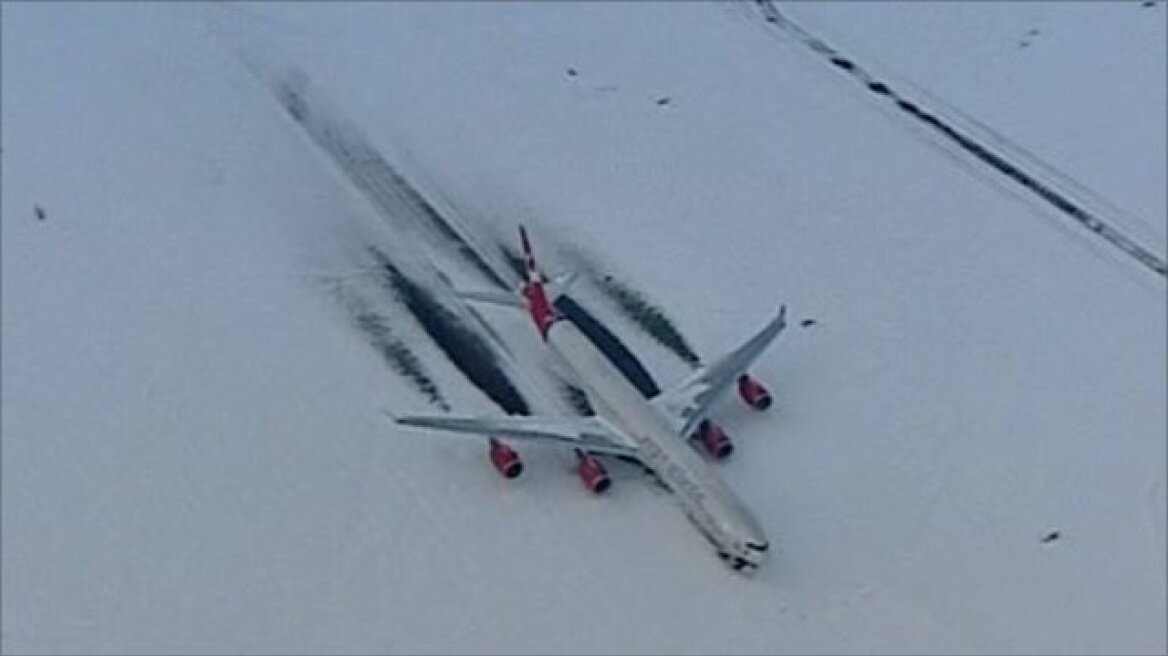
(591, 273), (702, 368)
(753, 0), (1167, 278)
(561, 382), (596, 417)
(554, 295), (662, 398)
(271, 75), (509, 290)
(497, 240), (663, 398)
(498, 243), (526, 282)
(525, 238), (700, 369)
(368, 248), (530, 416)
(335, 287), (450, 411)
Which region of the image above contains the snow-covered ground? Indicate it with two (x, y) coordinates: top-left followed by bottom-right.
(3, 2), (1164, 654)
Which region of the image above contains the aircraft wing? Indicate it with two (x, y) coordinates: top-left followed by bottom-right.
(652, 305), (787, 437)
(389, 412), (640, 459)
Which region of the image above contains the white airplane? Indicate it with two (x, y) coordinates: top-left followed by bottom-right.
(392, 227), (787, 571)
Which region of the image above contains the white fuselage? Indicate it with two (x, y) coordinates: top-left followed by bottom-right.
(544, 318), (770, 570)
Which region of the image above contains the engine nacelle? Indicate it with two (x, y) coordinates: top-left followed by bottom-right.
(576, 451), (611, 494)
(737, 374), (772, 411)
(488, 438), (523, 479)
(696, 420), (734, 460)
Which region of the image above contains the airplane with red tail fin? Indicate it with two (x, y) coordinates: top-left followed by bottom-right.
(393, 226), (786, 571)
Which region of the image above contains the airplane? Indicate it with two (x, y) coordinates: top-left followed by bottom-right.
(391, 226), (787, 572)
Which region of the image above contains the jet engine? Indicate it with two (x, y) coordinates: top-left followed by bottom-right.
(488, 438), (523, 478)
(576, 450), (611, 493)
(737, 374), (772, 410)
(696, 420), (734, 460)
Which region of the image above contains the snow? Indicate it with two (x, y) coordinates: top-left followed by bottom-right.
(3, 2), (1164, 654)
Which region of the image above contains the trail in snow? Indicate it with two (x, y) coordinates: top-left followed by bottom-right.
(269, 70), (511, 290)
(368, 247), (531, 416)
(541, 243), (704, 369)
(590, 272), (703, 368)
(332, 284), (451, 411)
(753, 0), (1167, 279)
(251, 54), (708, 413)
(496, 239), (672, 397)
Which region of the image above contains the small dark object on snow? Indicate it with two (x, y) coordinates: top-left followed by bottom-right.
(1041, 530), (1060, 543)
(567, 67), (578, 77)
(1142, 1), (1155, 8)
(830, 57), (855, 71)
(33, 205), (46, 221)
(800, 319), (817, 328)
(655, 97), (671, 106)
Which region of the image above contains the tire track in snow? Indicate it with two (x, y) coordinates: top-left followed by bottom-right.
(754, 0), (1166, 279)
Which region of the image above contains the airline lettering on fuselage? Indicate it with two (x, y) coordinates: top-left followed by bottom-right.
(636, 433), (726, 545)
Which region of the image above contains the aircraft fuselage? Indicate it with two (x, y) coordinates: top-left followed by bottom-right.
(544, 317), (770, 571)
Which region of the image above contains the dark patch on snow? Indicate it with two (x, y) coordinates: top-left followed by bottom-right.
(353, 155), (508, 290)
(561, 383), (595, 416)
(867, 82), (890, 95)
(1041, 530), (1061, 544)
(272, 74), (509, 289)
(592, 273), (702, 368)
(369, 248), (530, 416)
(800, 318), (817, 328)
(553, 295), (661, 398)
(336, 289), (449, 410)
(33, 205), (46, 221)
(829, 57), (855, 71)
(498, 243), (527, 282)
(896, 99), (922, 116)
(655, 96), (672, 106)
(566, 67), (578, 77)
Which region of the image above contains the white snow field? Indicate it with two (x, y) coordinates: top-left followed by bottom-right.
(2, 2), (1164, 654)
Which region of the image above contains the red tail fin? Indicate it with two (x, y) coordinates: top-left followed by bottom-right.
(518, 226), (558, 339)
